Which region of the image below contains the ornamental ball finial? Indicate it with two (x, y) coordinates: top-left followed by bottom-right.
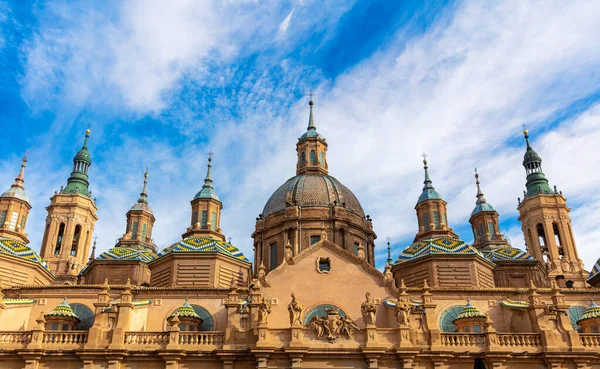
(523, 129), (528, 135)
(86, 129), (91, 135)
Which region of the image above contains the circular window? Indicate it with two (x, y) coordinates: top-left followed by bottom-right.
(304, 304), (346, 325)
(568, 306), (587, 332)
(439, 305), (464, 332)
(70, 303), (94, 330)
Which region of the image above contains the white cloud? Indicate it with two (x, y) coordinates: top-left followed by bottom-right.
(5, 0), (600, 276)
(277, 9), (294, 39)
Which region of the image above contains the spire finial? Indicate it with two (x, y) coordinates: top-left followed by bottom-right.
(203, 152), (214, 189)
(11, 155), (27, 189)
(421, 152), (434, 190)
(386, 236), (392, 265)
(474, 167), (487, 205)
(89, 236), (97, 262)
(522, 124), (531, 150)
(83, 125), (91, 149)
(138, 167), (149, 204)
(307, 91), (316, 131)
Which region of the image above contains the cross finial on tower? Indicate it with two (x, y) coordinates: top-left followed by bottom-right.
(208, 150), (214, 159)
(421, 152), (428, 161)
(228, 236), (233, 244)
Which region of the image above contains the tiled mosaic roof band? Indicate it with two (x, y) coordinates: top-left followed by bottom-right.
(44, 298), (80, 322)
(453, 301), (486, 322)
(159, 236), (249, 263)
(97, 247), (158, 263)
(0, 237), (52, 272)
(396, 237), (480, 264)
(588, 259), (600, 281)
(577, 300), (600, 323)
(481, 247), (536, 262)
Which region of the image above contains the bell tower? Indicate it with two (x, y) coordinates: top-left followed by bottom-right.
(0, 156), (31, 244)
(413, 155), (457, 242)
(295, 97), (328, 175)
(469, 169), (507, 250)
(182, 153), (225, 241)
(517, 129), (586, 287)
(40, 129), (98, 283)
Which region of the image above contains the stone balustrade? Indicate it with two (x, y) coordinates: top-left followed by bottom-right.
(179, 332), (224, 346)
(124, 331), (170, 347)
(0, 331), (31, 348)
(497, 333), (542, 348)
(123, 331), (224, 350)
(41, 331), (88, 347)
(441, 333), (486, 348)
(580, 334), (600, 348)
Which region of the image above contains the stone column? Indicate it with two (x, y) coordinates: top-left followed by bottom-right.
(224, 284), (241, 349)
(86, 279), (111, 349)
(484, 315), (500, 352)
(166, 314), (180, 350)
(27, 312), (45, 350)
(527, 280), (560, 352)
(420, 280), (440, 350)
(364, 324), (379, 347)
(550, 282), (583, 351)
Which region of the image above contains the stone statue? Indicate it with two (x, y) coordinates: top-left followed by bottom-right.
(395, 299), (410, 326)
(288, 292), (303, 326)
(361, 292), (377, 325)
(257, 297), (271, 325)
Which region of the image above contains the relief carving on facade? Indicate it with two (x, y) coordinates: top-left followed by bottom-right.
(307, 308), (358, 343)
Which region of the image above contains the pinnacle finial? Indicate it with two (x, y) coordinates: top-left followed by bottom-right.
(522, 124), (531, 150)
(11, 155), (27, 189)
(422, 153), (434, 191)
(307, 91), (316, 131)
(138, 167), (149, 204)
(203, 152), (214, 189)
(386, 236), (392, 265)
(83, 127), (91, 149)
(474, 167), (487, 205)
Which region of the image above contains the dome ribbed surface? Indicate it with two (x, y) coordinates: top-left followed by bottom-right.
(159, 236), (249, 262)
(262, 174), (365, 217)
(45, 299), (80, 321)
(578, 301), (600, 323)
(481, 247), (535, 262)
(453, 301), (486, 323)
(169, 300), (202, 321)
(97, 247), (157, 263)
(396, 237), (479, 264)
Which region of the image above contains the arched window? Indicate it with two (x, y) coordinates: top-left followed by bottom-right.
(310, 150), (316, 164)
(553, 223), (563, 252)
(304, 304), (347, 325)
(70, 303), (94, 330)
(441, 212), (447, 225)
(131, 221), (139, 239)
(319, 152), (324, 165)
(269, 243), (278, 270)
(568, 306), (587, 332)
(537, 224), (547, 248)
(423, 213), (430, 231)
(433, 212), (440, 229)
(439, 305), (464, 332)
(55, 223), (65, 255)
(141, 224), (147, 241)
(487, 222), (495, 238)
(301, 152), (306, 165)
(71, 225), (81, 256)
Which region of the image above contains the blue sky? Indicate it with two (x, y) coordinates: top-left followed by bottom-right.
(1, 0), (600, 271)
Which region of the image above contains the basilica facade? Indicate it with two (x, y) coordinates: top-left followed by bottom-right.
(0, 100), (599, 369)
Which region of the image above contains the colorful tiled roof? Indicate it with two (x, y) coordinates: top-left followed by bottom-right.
(499, 299), (529, 309)
(158, 236), (249, 263)
(169, 299), (202, 321)
(577, 300), (600, 323)
(396, 237), (480, 263)
(0, 237), (51, 272)
(453, 300), (486, 322)
(262, 174), (365, 218)
(45, 298), (80, 322)
(2, 298), (36, 305)
(481, 247), (536, 262)
(97, 247), (157, 263)
(588, 258), (600, 281)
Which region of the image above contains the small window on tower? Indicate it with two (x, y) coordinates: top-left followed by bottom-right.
(131, 221), (139, 239)
(310, 150), (316, 164)
(192, 211), (198, 225)
(19, 215), (26, 229)
(433, 212), (440, 229)
(141, 224), (147, 241)
(201, 210), (208, 228)
(423, 213), (430, 231)
(310, 235), (321, 245)
(269, 243), (278, 270)
(320, 152), (324, 165)
(317, 257), (331, 273)
(8, 211), (18, 230)
(301, 152), (306, 165)
(211, 212), (217, 231)
(55, 223), (65, 255)
(354, 242), (359, 256)
(71, 225), (81, 256)
(0, 210), (6, 227)
(487, 222), (495, 238)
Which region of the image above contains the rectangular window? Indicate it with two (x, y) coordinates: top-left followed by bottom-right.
(19, 215), (25, 229)
(0, 210), (7, 227)
(8, 211), (18, 230)
(192, 211), (198, 225)
(487, 222), (495, 238)
(201, 210), (208, 228)
(423, 213), (430, 231)
(354, 242), (359, 256)
(479, 224), (485, 239)
(131, 221), (139, 239)
(211, 212), (217, 231)
(441, 212), (447, 225)
(142, 224), (147, 241)
(310, 235), (321, 245)
(433, 212), (440, 229)
(269, 243), (278, 270)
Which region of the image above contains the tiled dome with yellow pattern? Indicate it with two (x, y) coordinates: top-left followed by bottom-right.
(396, 237), (480, 263)
(453, 300), (486, 323)
(481, 247), (535, 262)
(577, 300), (600, 323)
(168, 299), (203, 321)
(0, 237), (51, 272)
(158, 236), (249, 263)
(44, 298), (80, 322)
(97, 247), (157, 263)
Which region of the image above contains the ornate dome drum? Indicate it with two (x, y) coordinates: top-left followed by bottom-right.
(252, 100), (376, 275)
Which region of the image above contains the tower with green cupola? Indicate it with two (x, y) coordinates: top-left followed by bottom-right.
(40, 129), (98, 283)
(517, 129), (587, 287)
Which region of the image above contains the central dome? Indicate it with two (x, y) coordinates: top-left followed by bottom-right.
(262, 174), (365, 218)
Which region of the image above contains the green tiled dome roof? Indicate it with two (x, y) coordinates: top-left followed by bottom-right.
(169, 299), (202, 321)
(158, 236), (249, 263)
(481, 247), (536, 262)
(262, 174), (365, 218)
(396, 237), (480, 264)
(453, 301), (486, 323)
(97, 247), (157, 263)
(45, 298), (80, 322)
(0, 237), (51, 272)
(577, 300), (600, 323)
